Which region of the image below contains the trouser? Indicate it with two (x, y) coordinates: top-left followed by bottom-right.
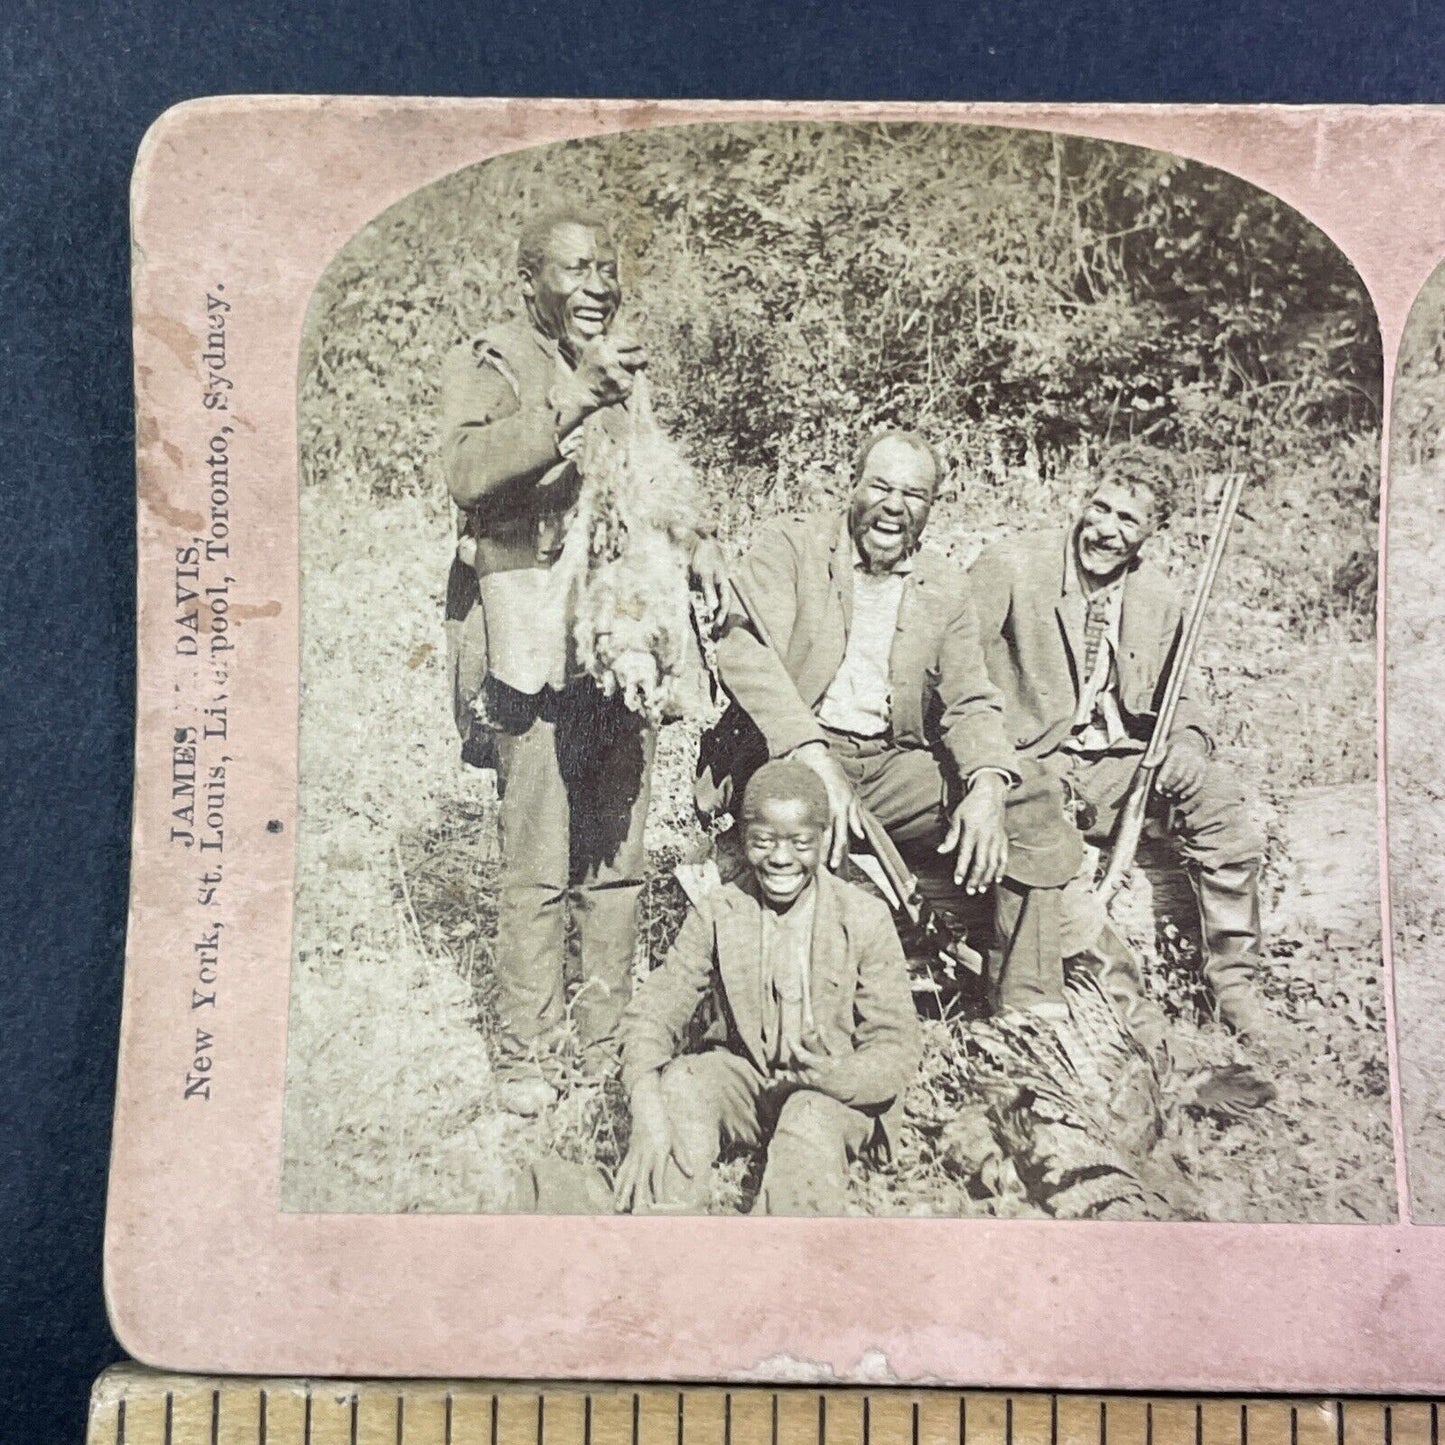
(1053, 748), (1266, 1004)
(647, 1050), (876, 1216)
(823, 731), (1081, 1012)
(485, 675), (656, 1078)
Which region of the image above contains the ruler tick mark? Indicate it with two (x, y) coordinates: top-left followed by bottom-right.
(165, 1390), (174, 1445)
(117, 1396), (126, 1445)
(445, 1393), (453, 1445)
(912, 1400), (920, 1445)
(819, 1393), (827, 1445)
(1241, 1401), (1249, 1445)
(397, 1393), (405, 1445)
(586, 1395), (594, 1445)
(539, 1394), (546, 1445)
(771, 1394), (778, 1445)
(1101, 1399), (1108, 1445)
(351, 1392), (359, 1445)
(864, 1396), (872, 1445)
(634, 1394), (641, 1445)
(260, 1388), (269, 1445)
(304, 1389), (313, 1445)
(210, 1388), (220, 1445)
(492, 1394), (500, 1445)
(1005, 1396), (1013, 1445)
(725, 1394), (732, 1445)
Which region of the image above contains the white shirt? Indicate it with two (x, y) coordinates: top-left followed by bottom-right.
(813, 544), (1014, 791)
(815, 553), (911, 737)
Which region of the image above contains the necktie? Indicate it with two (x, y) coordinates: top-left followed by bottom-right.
(1083, 589), (1111, 679)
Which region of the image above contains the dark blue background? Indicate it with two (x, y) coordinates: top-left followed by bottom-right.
(1, 1), (1441, 1437)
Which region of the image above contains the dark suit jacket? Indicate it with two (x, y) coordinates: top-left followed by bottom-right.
(439, 316), (630, 716)
(710, 512), (1017, 781)
(968, 527), (1210, 763)
(619, 870), (923, 1151)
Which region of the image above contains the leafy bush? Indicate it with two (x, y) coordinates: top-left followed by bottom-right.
(1396, 265), (1445, 465)
(298, 121), (1382, 634)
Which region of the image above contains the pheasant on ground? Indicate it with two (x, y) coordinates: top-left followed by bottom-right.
(909, 967), (1275, 1220)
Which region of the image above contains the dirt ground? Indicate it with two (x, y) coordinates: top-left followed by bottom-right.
(280, 486), (1396, 1222)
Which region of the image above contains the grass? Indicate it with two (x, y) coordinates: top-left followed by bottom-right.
(280, 474), (1395, 1222)
(277, 119), (1396, 1222)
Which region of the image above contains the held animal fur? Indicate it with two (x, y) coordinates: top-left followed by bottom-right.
(555, 371), (709, 726)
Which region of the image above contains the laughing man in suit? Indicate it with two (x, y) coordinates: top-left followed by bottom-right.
(439, 208), (726, 1115)
(968, 446), (1269, 1040)
(697, 429), (1083, 1016)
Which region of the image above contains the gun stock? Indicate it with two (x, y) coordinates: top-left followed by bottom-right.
(1095, 768), (1151, 902)
(855, 810), (985, 977)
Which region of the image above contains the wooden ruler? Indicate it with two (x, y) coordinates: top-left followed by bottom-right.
(87, 1366), (1441, 1445)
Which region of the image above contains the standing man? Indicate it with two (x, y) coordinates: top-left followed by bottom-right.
(441, 207), (724, 1116)
(968, 447), (1270, 1039)
(699, 429), (1082, 1015)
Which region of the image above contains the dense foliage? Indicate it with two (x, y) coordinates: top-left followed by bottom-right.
(1384, 263), (1445, 1218)
(301, 121), (1379, 522)
(1397, 267), (1445, 465)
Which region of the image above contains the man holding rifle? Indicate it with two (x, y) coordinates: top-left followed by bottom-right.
(969, 445), (1270, 1040)
(697, 429), (1082, 1015)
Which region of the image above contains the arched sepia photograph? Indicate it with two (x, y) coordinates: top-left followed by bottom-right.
(280, 121), (1390, 1222)
(1388, 259), (1445, 1221)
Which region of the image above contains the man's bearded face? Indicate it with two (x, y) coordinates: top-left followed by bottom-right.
(1075, 480), (1159, 584)
(522, 222), (621, 354)
(848, 437), (937, 573)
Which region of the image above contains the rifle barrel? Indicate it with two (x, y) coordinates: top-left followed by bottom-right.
(1139, 471), (1246, 770)
(1097, 471), (1247, 903)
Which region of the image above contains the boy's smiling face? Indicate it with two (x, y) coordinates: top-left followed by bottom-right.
(743, 795), (824, 909)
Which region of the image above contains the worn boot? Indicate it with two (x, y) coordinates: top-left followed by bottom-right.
(492, 1029), (566, 1117)
(1194, 858), (1272, 1039)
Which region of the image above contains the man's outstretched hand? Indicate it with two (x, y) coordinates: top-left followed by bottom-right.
(792, 741), (862, 871)
(613, 1073), (689, 1214)
(938, 772), (1010, 895)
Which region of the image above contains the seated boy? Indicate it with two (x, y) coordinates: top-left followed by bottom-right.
(614, 759), (923, 1216)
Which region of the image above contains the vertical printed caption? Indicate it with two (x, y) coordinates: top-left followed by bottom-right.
(169, 285), (235, 1102)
